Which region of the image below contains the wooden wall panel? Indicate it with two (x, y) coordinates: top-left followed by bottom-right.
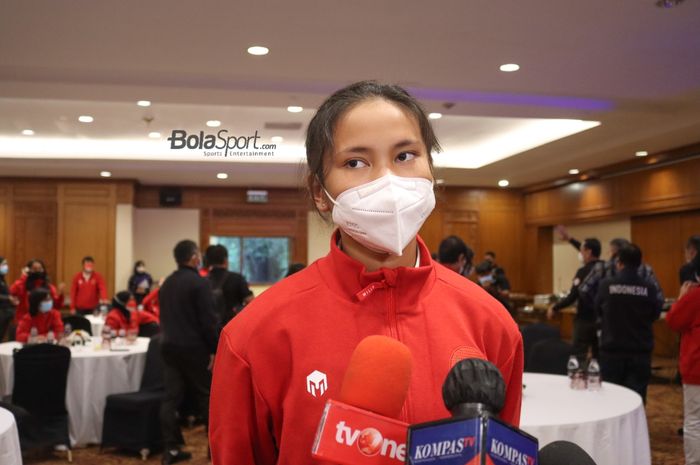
(13, 200), (57, 282)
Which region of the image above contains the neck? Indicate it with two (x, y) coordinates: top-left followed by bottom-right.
(337, 230), (418, 272)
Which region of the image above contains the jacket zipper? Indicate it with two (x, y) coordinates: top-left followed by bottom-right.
(388, 287), (412, 423)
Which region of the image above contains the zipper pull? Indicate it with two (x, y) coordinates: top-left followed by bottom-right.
(355, 281), (388, 302)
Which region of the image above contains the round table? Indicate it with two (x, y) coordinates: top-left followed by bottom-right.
(0, 407), (22, 465)
(520, 373), (651, 465)
(0, 338), (149, 446)
(85, 314), (105, 336)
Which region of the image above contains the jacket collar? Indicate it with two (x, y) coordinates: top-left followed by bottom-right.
(317, 229), (436, 310)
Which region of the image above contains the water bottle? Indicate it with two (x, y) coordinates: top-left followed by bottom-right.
(28, 326), (38, 344)
(102, 325), (112, 350)
(567, 355), (579, 380)
(47, 330), (55, 344)
(587, 358), (602, 391)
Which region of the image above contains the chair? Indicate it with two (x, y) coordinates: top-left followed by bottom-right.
(520, 323), (560, 370)
(138, 322), (160, 338)
(62, 315), (92, 336)
(527, 338), (574, 375)
(101, 334), (181, 459)
(8, 343), (72, 461)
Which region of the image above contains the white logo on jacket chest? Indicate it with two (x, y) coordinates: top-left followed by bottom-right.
(306, 370), (328, 397)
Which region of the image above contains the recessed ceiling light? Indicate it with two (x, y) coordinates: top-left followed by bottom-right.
(206, 120), (221, 128)
(428, 112), (442, 120)
(247, 45), (269, 56)
(569, 169), (580, 175)
(271, 136), (284, 143)
(287, 106), (303, 113)
(100, 171), (112, 178)
(216, 173), (228, 180)
(78, 115), (94, 123)
(499, 63), (520, 72)
(148, 132), (161, 139)
(21, 129), (34, 136)
(635, 150), (649, 157)
(137, 100), (151, 107)
(498, 179), (510, 187)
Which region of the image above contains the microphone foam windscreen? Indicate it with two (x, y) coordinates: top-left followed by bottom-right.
(338, 335), (412, 419)
(442, 358), (506, 414)
(538, 441), (597, 465)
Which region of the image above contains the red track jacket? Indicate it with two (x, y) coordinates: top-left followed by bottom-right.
(105, 307), (159, 333)
(666, 286), (700, 385)
(70, 271), (107, 312)
(210, 232), (523, 465)
(16, 309), (64, 342)
(9, 275), (64, 323)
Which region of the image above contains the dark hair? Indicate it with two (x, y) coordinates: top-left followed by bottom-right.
(687, 235), (700, 253)
(27, 259), (46, 272)
(305, 81), (441, 211)
(285, 263), (306, 277)
(112, 290), (133, 320)
(205, 245), (228, 267)
(173, 240), (198, 266)
(475, 260), (494, 275)
(583, 238), (601, 258)
(485, 251), (496, 259)
(609, 238), (629, 252)
(617, 243), (642, 269)
(438, 236), (473, 265)
(132, 260), (146, 275)
(28, 287), (51, 317)
(82, 256), (94, 264)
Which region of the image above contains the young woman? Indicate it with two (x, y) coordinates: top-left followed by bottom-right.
(0, 256), (19, 341)
(15, 287), (64, 343)
(10, 259), (64, 325)
(128, 260), (153, 304)
(209, 81), (523, 465)
(105, 290), (159, 333)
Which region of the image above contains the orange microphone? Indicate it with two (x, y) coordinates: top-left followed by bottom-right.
(312, 335), (413, 464)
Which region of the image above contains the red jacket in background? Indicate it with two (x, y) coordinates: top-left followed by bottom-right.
(141, 287), (160, 318)
(70, 271), (107, 312)
(210, 231), (524, 465)
(9, 275), (64, 323)
(105, 308), (159, 333)
(15, 309), (64, 343)
(666, 286), (700, 385)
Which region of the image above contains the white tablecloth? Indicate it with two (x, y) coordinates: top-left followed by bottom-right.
(84, 314), (105, 336)
(0, 406), (22, 465)
(520, 373), (651, 465)
(0, 338), (149, 446)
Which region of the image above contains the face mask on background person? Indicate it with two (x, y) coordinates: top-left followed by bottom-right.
(577, 252), (584, 263)
(479, 275), (494, 286)
(0, 263), (8, 275)
(323, 173), (435, 256)
(84, 264), (94, 273)
(136, 266), (146, 273)
(39, 300), (53, 313)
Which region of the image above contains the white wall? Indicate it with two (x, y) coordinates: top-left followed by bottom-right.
(307, 212), (334, 264)
(132, 208), (200, 285)
(114, 204), (134, 293)
(552, 219), (631, 294)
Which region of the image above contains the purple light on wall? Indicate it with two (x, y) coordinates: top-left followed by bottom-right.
(406, 87), (614, 111)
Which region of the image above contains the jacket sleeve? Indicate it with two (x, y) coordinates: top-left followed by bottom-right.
(196, 279), (220, 354)
(498, 331), (524, 427)
(594, 279), (608, 319)
(50, 285), (64, 310)
(69, 273), (78, 311)
(569, 238), (581, 252)
(15, 315), (31, 342)
(210, 332), (278, 465)
(646, 266), (665, 311)
(51, 311), (65, 335)
(9, 278), (24, 297)
(666, 287), (700, 332)
(553, 283), (578, 311)
(97, 273), (108, 300)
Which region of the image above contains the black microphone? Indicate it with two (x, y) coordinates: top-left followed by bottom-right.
(538, 441), (597, 465)
(406, 358), (538, 464)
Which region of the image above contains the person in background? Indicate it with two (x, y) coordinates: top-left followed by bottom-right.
(70, 256), (108, 315)
(437, 235), (474, 278)
(128, 260), (153, 304)
(595, 243), (663, 403)
(159, 240), (218, 464)
(548, 238), (604, 362)
(10, 259), (64, 327)
(680, 235), (700, 285)
(0, 257), (19, 341)
(105, 290), (159, 333)
(284, 263), (306, 277)
(141, 277), (165, 318)
(206, 245), (254, 328)
(15, 288), (64, 343)
(484, 250), (511, 296)
(666, 254), (700, 465)
(475, 260), (514, 317)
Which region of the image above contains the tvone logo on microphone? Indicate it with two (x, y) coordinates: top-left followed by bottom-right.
(335, 421), (405, 461)
(490, 439), (535, 465)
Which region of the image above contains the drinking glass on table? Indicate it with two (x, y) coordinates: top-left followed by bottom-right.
(126, 328), (138, 343)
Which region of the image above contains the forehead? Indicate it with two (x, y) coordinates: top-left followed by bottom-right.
(333, 98), (423, 147)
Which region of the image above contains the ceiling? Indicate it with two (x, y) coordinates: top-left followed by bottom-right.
(1, 0), (699, 188)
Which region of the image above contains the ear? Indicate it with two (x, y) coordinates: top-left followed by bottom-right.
(308, 173), (331, 213)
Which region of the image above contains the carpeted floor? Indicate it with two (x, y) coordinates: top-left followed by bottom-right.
(21, 382), (687, 465)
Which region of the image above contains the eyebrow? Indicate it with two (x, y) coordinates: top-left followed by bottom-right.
(336, 139), (422, 155)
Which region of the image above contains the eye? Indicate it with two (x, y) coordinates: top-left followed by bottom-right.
(396, 151), (416, 162)
(345, 159), (368, 169)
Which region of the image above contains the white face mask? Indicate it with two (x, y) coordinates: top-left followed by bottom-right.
(324, 174), (435, 256)
(577, 252), (584, 263)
